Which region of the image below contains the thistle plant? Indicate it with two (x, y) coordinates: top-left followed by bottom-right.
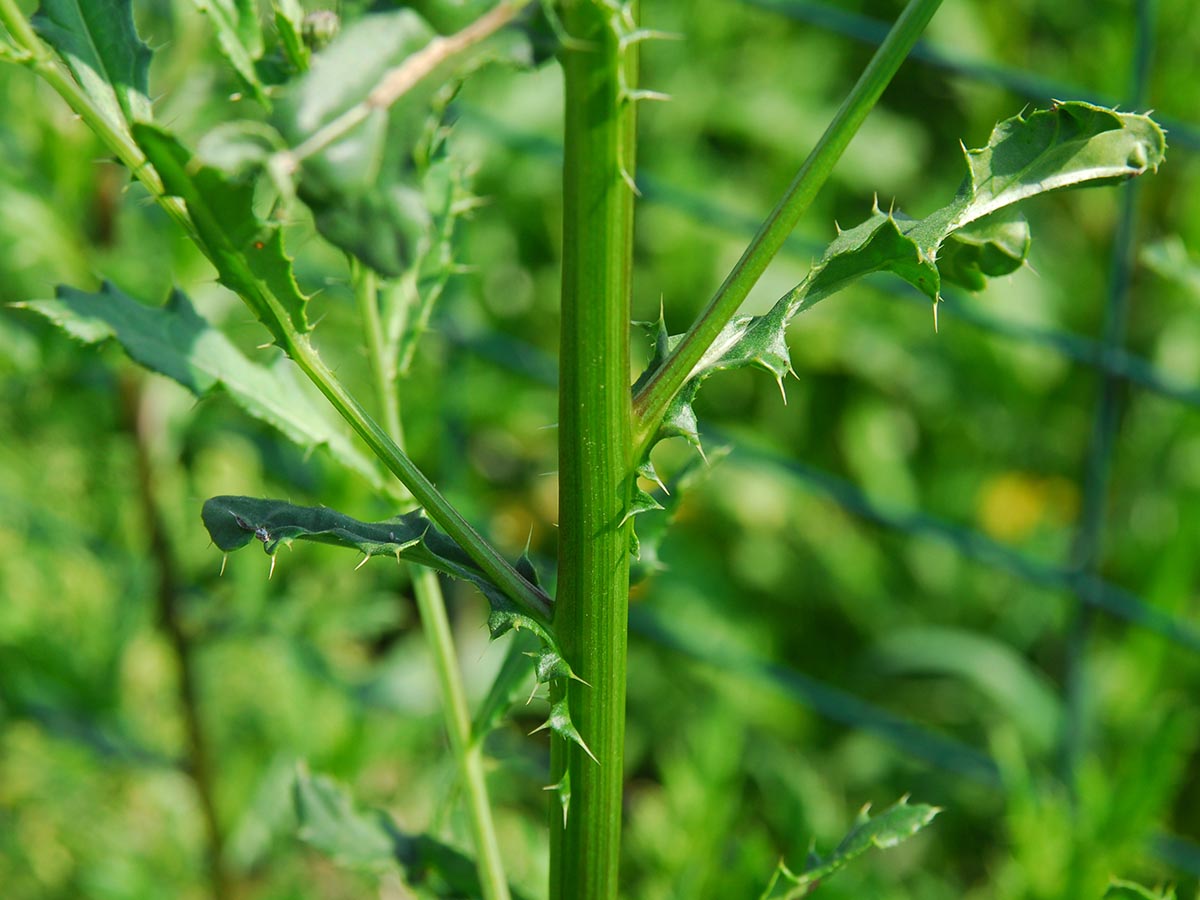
(1, 0), (1167, 897)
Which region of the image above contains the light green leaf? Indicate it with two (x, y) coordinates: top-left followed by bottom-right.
(190, 0), (267, 104)
(132, 123), (311, 348)
(15, 283), (382, 486)
(875, 626), (1063, 753)
(32, 0), (152, 133)
(293, 767), (528, 897)
(792, 101), (1164, 314)
(275, 9), (528, 276)
(293, 767), (395, 871)
(759, 797), (940, 900)
(637, 102), (1165, 460)
(1142, 236), (1200, 300)
(274, 10), (440, 277)
(958, 101), (1163, 223)
(272, 0), (309, 72)
(202, 496), (591, 759)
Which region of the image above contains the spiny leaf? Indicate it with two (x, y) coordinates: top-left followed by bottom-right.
(132, 124), (311, 348)
(274, 9), (529, 276)
(637, 102), (1166, 465)
(15, 283), (382, 487)
(190, 0), (267, 104)
(629, 449), (727, 583)
(203, 496), (593, 758)
(33, 0), (152, 134)
(293, 767), (533, 897)
(759, 797), (940, 900)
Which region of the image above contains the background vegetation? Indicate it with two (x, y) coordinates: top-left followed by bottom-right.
(2, 0), (1200, 897)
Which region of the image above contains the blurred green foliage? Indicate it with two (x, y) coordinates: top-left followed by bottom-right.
(2, 0), (1200, 898)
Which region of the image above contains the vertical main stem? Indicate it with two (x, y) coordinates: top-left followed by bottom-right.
(550, 2), (636, 898)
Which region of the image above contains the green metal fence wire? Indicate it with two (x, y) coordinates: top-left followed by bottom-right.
(742, 0), (1200, 151)
(1060, 0), (1159, 800)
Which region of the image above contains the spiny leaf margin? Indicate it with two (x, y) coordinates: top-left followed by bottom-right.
(759, 796), (940, 899)
(14, 282), (383, 487)
(32, 0), (152, 135)
(132, 124), (311, 350)
(636, 101), (1166, 461)
(202, 495), (591, 757)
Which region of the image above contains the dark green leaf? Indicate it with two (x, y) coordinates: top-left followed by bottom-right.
(275, 11), (439, 276)
(132, 123), (311, 348)
(759, 797), (940, 899)
(15, 283), (382, 486)
(202, 496), (592, 758)
(33, 0), (152, 133)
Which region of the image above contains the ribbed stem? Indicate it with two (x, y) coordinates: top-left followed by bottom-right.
(549, 2), (636, 897)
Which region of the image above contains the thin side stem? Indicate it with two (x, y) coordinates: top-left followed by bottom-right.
(630, 0), (944, 453)
(354, 261), (405, 448)
(286, 335), (554, 624)
(413, 569), (511, 900)
(354, 265), (511, 900)
(120, 377), (229, 900)
(550, 2), (637, 897)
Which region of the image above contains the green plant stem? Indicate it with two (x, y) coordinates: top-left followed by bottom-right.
(0, 0), (196, 243)
(629, 0), (944, 453)
(354, 262), (405, 449)
(549, 2), (636, 897)
(354, 264), (511, 900)
(286, 333), (554, 624)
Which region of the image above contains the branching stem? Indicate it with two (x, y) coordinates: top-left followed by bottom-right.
(629, 0), (945, 453)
